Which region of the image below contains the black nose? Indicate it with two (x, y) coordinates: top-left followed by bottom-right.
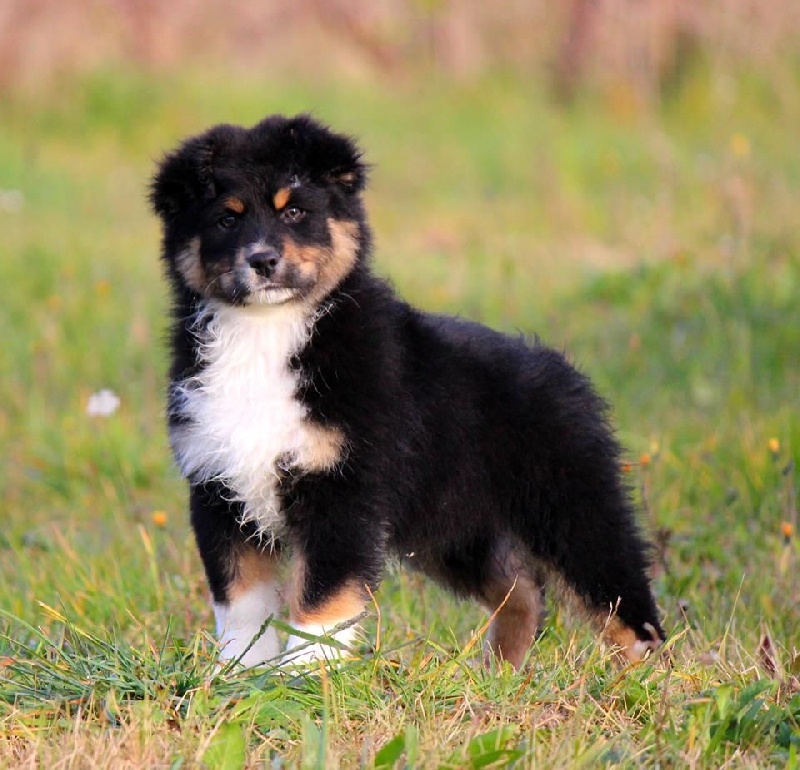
(247, 249), (280, 277)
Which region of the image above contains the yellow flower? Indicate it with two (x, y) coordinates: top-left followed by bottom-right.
(730, 133), (751, 158)
(768, 437), (780, 455)
(151, 511), (168, 528)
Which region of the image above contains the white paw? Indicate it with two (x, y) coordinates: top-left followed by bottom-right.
(630, 638), (660, 661)
(213, 584), (281, 669)
(282, 623), (358, 667)
(217, 625), (280, 669)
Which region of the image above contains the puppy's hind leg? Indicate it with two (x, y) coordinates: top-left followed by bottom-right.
(418, 535), (545, 670)
(478, 539), (547, 670)
(526, 489), (664, 663)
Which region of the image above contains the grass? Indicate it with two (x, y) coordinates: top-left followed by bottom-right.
(0, 64), (798, 767)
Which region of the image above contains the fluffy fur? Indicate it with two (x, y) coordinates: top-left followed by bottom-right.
(151, 114), (664, 669)
(169, 302), (317, 539)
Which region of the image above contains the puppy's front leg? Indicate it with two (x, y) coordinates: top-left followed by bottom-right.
(190, 481), (282, 668)
(283, 503), (381, 665)
(285, 556), (368, 665)
(213, 547), (282, 668)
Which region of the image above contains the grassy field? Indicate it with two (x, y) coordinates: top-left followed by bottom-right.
(0, 65), (798, 767)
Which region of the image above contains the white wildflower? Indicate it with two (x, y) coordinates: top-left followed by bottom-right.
(86, 389), (120, 417)
(0, 189), (24, 214)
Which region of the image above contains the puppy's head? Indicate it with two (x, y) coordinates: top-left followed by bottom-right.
(151, 114), (368, 307)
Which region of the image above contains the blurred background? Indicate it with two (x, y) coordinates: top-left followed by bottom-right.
(3, 0), (799, 296)
(0, 0), (798, 676)
(3, 0), (800, 97)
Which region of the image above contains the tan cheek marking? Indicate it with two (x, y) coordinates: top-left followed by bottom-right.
(282, 237), (324, 266)
(223, 197), (245, 214)
(175, 236), (207, 294)
(297, 423), (346, 472)
(206, 253), (238, 294)
(328, 219), (359, 264)
(280, 220), (360, 303)
(307, 219), (360, 303)
(289, 558), (366, 625)
(281, 237), (322, 286)
(273, 187), (291, 210)
(228, 547), (281, 602)
(326, 219), (359, 276)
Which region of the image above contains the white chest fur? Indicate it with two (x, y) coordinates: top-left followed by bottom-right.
(170, 302), (315, 539)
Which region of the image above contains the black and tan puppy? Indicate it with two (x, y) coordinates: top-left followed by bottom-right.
(151, 114), (664, 669)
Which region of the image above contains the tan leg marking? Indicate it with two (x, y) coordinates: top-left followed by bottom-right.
(295, 581), (367, 625)
(285, 557), (366, 664)
(289, 555), (366, 626)
(228, 545), (280, 601)
(215, 546), (282, 667)
(481, 570), (545, 670)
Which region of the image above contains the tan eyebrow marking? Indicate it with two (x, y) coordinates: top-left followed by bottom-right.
(223, 197), (245, 214)
(273, 187), (291, 210)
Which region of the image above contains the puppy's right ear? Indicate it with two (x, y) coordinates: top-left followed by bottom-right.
(150, 127), (236, 220)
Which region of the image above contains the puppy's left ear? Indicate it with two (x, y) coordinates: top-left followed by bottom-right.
(326, 160), (367, 194)
(323, 131), (367, 193)
(286, 114), (368, 194)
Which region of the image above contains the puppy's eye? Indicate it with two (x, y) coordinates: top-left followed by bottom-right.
(218, 214), (239, 229)
(281, 207), (305, 224)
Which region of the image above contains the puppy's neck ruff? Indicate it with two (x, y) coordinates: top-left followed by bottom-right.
(171, 300), (316, 541)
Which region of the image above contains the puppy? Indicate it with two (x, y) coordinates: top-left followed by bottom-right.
(151, 114), (664, 669)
